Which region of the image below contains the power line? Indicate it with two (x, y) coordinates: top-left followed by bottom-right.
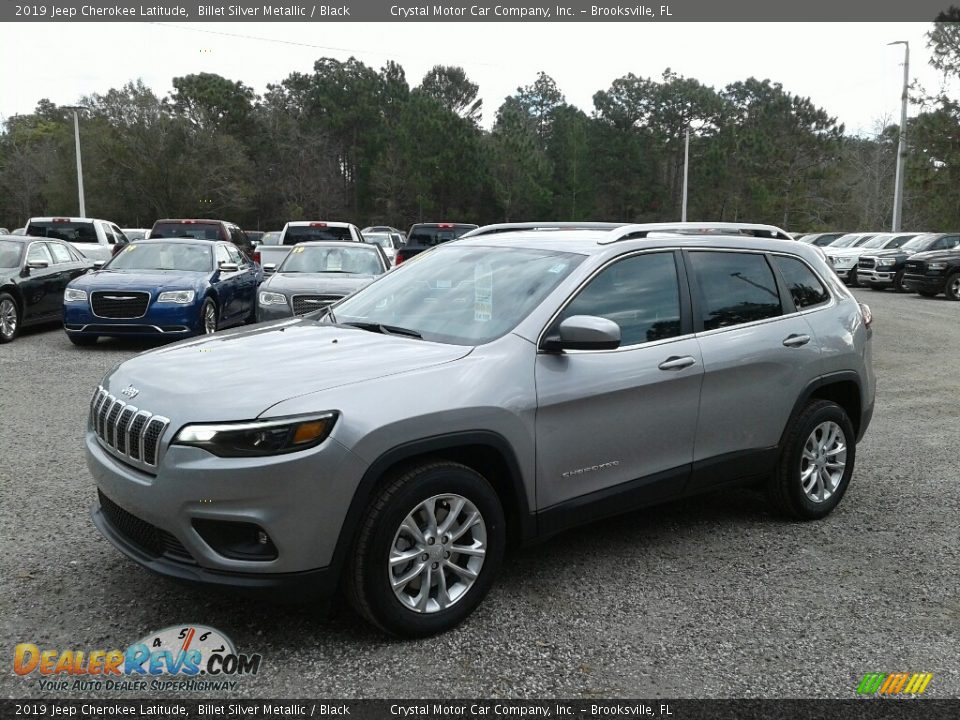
(147, 23), (503, 67)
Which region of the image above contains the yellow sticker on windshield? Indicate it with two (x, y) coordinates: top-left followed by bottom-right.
(124, 245), (137, 252)
(293, 246), (305, 253)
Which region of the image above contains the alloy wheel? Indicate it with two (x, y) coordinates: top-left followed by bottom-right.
(203, 302), (217, 334)
(389, 494), (487, 614)
(0, 298), (17, 339)
(800, 421), (847, 503)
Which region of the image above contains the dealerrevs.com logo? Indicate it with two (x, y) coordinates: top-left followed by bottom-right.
(856, 672), (933, 698)
(14, 625), (262, 692)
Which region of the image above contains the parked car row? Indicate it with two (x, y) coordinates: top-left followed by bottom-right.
(797, 230), (960, 300)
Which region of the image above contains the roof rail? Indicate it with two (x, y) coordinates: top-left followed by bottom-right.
(461, 222), (628, 238)
(600, 222), (793, 244)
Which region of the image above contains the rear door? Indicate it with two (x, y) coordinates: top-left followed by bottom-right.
(685, 250), (821, 491)
(535, 250), (703, 521)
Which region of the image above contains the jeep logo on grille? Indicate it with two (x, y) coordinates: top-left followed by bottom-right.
(121, 385), (140, 399)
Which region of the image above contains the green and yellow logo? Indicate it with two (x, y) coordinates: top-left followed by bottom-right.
(857, 672), (933, 697)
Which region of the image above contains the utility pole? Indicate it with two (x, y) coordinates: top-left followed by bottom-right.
(63, 106), (87, 217)
(889, 41), (909, 232)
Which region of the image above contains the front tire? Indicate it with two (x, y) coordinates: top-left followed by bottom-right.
(346, 461), (505, 637)
(768, 400), (855, 520)
(944, 272), (960, 301)
(847, 268), (860, 288)
(893, 269), (908, 293)
(0, 293), (19, 343)
(200, 298), (218, 334)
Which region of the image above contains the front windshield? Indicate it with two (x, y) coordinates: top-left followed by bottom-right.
(279, 245), (384, 275)
(106, 242), (213, 272)
(830, 234), (864, 248)
(861, 235), (891, 249)
(329, 245), (584, 346)
(886, 234), (918, 249)
(901, 234), (937, 251)
(0, 240), (22, 268)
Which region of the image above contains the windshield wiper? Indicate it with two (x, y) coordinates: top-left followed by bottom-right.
(338, 321), (422, 339)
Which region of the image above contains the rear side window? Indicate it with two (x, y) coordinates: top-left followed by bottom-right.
(689, 251), (782, 331)
(771, 255), (830, 309)
(933, 235), (960, 251)
(283, 226), (354, 245)
(150, 222), (223, 240)
(48, 242), (73, 264)
(26, 221), (98, 243)
(554, 252), (682, 346)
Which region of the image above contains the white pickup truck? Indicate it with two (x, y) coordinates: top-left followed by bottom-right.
(24, 217), (129, 262)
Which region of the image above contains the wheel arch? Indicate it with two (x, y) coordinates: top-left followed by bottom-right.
(781, 372), (865, 445)
(328, 431), (534, 589)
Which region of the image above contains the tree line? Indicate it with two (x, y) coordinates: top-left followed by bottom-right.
(2, 25), (959, 233)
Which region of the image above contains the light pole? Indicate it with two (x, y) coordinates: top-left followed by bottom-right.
(681, 125), (690, 222)
(63, 105), (87, 217)
(889, 41), (909, 232)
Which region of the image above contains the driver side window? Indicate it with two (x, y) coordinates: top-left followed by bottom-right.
(26, 243), (54, 266)
(552, 252), (683, 347)
(215, 245), (231, 267)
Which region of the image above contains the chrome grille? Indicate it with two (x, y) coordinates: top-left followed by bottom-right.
(90, 386), (169, 470)
(91, 291), (150, 319)
(858, 257), (876, 270)
(292, 294), (341, 316)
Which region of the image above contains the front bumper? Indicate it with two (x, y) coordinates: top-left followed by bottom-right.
(86, 427), (367, 596)
(830, 265), (856, 281)
(64, 301), (202, 337)
(861, 268), (896, 285)
(256, 300), (294, 323)
(902, 274), (946, 293)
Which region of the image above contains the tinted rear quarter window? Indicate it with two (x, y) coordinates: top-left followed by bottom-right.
(689, 251), (782, 331)
(771, 255), (830, 309)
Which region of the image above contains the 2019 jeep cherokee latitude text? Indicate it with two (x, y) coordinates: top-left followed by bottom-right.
(86, 222), (875, 637)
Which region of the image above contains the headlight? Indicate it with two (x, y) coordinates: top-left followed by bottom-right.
(877, 258), (896, 266)
(928, 262), (947, 270)
(173, 412), (337, 457)
(157, 290), (196, 304)
(259, 291), (288, 306)
(64, 288), (87, 302)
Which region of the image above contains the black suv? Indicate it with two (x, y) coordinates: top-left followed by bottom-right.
(901, 235), (960, 299)
(394, 222), (478, 265)
(149, 219), (256, 260)
(859, 233), (959, 292)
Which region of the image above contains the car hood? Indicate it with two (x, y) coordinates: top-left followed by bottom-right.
(905, 249), (959, 262)
(262, 272), (378, 295)
(867, 248), (910, 259)
(826, 247), (872, 258)
(70, 269), (209, 292)
(102, 321), (472, 422)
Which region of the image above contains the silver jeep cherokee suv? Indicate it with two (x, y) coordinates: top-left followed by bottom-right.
(87, 221), (875, 637)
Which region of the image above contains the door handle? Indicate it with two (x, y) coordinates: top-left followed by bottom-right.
(658, 355), (696, 371)
(783, 334), (811, 348)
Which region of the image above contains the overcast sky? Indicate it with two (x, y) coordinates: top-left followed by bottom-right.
(0, 22), (948, 135)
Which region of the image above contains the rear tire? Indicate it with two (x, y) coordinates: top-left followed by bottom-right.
(848, 268), (860, 288)
(768, 400), (855, 520)
(345, 461), (505, 637)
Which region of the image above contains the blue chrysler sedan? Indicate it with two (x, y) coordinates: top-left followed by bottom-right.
(63, 238), (260, 345)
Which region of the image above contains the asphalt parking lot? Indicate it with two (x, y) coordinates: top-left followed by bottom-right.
(1, 287), (958, 700)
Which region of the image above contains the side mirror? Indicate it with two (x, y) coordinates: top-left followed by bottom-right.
(219, 262), (239, 272)
(263, 263), (277, 274)
(93, 260), (106, 270)
(28, 260), (50, 270)
(541, 315), (621, 353)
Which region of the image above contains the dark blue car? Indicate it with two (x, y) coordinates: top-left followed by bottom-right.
(63, 238), (261, 345)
